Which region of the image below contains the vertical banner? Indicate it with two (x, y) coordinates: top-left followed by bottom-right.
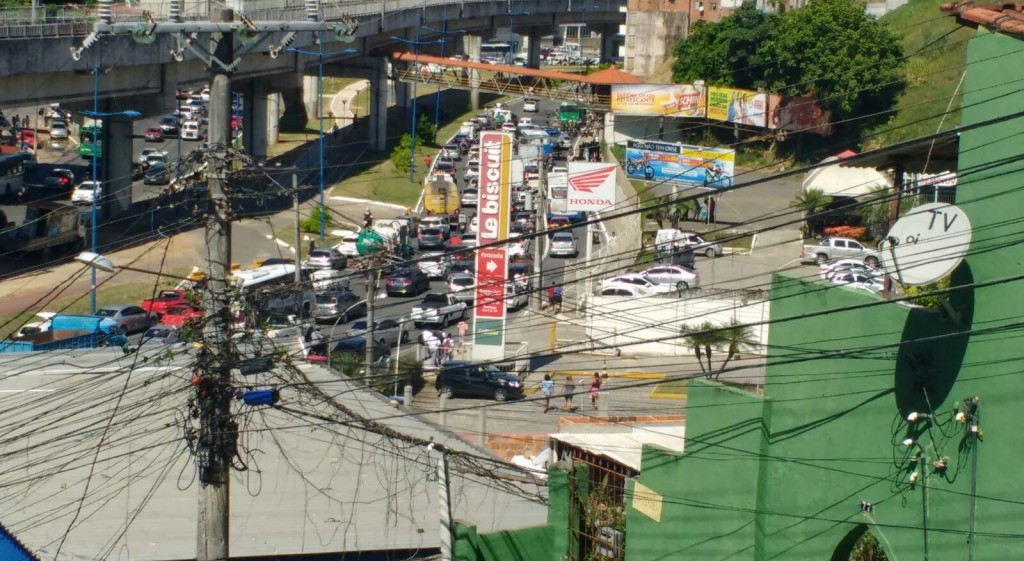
(473, 132), (512, 361)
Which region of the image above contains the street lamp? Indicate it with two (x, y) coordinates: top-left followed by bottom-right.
(81, 68), (140, 315)
(390, 34), (446, 183)
(76, 251), (188, 280)
(421, 19), (467, 129)
(287, 46), (360, 240)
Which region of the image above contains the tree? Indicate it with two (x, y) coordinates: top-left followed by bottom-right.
(857, 185), (917, 241)
(759, 0), (906, 142)
(671, 2), (775, 87)
(681, 319), (755, 380)
(792, 188), (833, 238)
(390, 133), (413, 174)
(416, 114), (437, 147)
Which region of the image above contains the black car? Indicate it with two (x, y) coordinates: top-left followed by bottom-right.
(435, 361), (524, 401)
(446, 261), (475, 280)
(158, 116), (180, 137)
(385, 267), (429, 296)
(144, 162), (169, 185)
(418, 227), (446, 250)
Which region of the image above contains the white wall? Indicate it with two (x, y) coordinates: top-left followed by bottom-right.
(585, 292), (769, 356)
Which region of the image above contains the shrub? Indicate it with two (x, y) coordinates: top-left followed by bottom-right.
(823, 225), (868, 240)
(300, 206), (331, 233)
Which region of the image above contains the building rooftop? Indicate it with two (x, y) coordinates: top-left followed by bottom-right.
(941, 2), (1024, 35)
(550, 427), (686, 471)
(0, 349), (546, 561)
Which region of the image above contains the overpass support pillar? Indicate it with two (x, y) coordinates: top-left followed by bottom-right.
(241, 86), (272, 159)
(369, 57), (389, 152)
(599, 25), (620, 62)
(463, 34), (482, 110)
(526, 29), (542, 69)
(102, 116), (134, 217)
(303, 74), (322, 123)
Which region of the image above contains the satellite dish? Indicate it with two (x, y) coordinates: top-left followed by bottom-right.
(879, 202), (971, 286)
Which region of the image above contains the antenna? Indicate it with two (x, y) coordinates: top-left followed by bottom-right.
(879, 202), (972, 286)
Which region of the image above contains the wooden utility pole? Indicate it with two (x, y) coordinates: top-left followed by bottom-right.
(197, 7), (234, 561)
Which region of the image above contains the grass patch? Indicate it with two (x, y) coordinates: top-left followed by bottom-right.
(0, 281), (181, 339)
(651, 378), (688, 399)
(867, 0), (971, 147)
(705, 231), (754, 249)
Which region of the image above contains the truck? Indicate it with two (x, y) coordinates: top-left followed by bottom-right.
(0, 202), (85, 259)
(423, 173), (460, 220)
(1, 313), (124, 353)
(800, 236), (881, 266)
(140, 289), (194, 317)
(411, 293), (468, 328)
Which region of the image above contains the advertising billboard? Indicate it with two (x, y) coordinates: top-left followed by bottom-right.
(566, 162), (618, 212)
(610, 83), (707, 118)
(767, 94), (833, 136)
(625, 140), (736, 188)
(474, 131), (512, 361)
(707, 86), (768, 128)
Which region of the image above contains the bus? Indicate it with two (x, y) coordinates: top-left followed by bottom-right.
(0, 154), (24, 198)
(79, 123), (102, 159)
(232, 264), (316, 321)
(557, 102), (584, 125)
(481, 42), (514, 63)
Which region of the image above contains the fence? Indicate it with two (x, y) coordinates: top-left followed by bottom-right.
(414, 340), (529, 374)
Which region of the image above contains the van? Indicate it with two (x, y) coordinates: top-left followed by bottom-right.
(181, 121), (201, 141)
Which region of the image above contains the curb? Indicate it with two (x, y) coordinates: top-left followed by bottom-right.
(329, 195), (407, 211)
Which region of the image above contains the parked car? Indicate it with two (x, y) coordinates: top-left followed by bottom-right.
(598, 285), (648, 297)
(304, 248), (347, 270)
(435, 360), (524, 401)
(137, 325), (179, 347)
(49, 119), (70, 140)
(447, 273), (476, 303)
(640, 265), (701, 290)
(338, 317), (409, 348)
(314, 290), (364, 323)
(601, 274), (674, 295)
(95, 304), (156, 334)
(418, 227), (447, 250)
(385, 267), (430, 296)
(549, 231), (578, 258)
(14, 312), (56, 338)
(144, 127), (165, 142)
(70, 180), (102, 205)
(830, 271), (885, 293)
(819, 259), (881, 281)
(800, 236), (880, 266)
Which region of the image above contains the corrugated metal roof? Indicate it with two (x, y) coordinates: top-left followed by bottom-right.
(551, 427), (686, 471)
(0, 351), (547, 561)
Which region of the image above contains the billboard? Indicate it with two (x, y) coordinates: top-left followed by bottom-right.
(567, 162), (618, 212)
(767, 94), (833, 136)
(707, 86), (768, 128)
(625, 140), (736, 188)
(474, 131), (512, 361)
(610, 83), (707, 118)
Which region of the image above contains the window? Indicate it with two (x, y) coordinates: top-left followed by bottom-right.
(849, 241), (864, 250)
(834, 240), (847, 248)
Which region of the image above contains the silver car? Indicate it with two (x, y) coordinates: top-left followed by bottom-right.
(338, 317), (409, 348)
(549, 232), (578, 258)
(640, 265), (701, 291)
(461, 188), (479, 207)
(95, 304), (157, 334)
(138, 325), (179, 347)
(304, 248), (347, 270)
(49, 119), (70, 140)
(447, 273), (476, 303)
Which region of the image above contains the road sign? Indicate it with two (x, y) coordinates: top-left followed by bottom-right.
(879, 203), (972, 286)
(477, 132), (512, 245)
(473, 247), (508, 360)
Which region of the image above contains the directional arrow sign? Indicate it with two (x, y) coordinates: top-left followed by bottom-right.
(474, 248), (508, 321)
(486, 260), (498, 273)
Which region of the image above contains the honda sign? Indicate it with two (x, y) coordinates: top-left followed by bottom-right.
(566, 162), (618, 212)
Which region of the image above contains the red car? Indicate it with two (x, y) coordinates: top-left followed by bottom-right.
(144, 127), (165, 142)
(140, 289), (192, 317)
(18, 129), (36, 143)
(161, 305), (204, 328)
(231, 114), (242, 130)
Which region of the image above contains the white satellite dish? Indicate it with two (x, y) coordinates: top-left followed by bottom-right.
(879, 203), (971, 286)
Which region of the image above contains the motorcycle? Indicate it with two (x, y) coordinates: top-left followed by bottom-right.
(703, 165), (732, 188)
(625, 157), (655, 180)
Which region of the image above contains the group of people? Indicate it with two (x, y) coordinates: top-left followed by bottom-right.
(538, 372), (603, 413)
(419, 319), (468, 366)
(546, 282), (563, 312)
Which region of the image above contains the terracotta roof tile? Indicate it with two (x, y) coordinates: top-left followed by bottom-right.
(942, 2), (1024, 35)
(391, 52), (640, 85)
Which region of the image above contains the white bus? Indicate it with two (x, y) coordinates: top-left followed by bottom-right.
(0, 153), (26, 197)
(232, 264), (315, 319)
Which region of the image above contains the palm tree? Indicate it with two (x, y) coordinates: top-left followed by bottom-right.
(715, 319), (757, 380)
(792, 188), (833, 239)
(681, 321), (718, 378)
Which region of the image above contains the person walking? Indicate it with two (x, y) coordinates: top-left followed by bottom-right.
(308, 239), (316, 256)
(441, 333), (454, 362)
(547, 282), (557, 311)
(540, 374), (554, 413)
(456, 319), (469, 343)
(589, 372), (602, 410)
(562, 375), (575, 412)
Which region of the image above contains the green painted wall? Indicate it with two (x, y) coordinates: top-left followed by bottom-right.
(624, 380), (768, 561)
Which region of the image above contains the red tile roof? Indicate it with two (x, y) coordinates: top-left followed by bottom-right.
(941, 2), (1024, 35)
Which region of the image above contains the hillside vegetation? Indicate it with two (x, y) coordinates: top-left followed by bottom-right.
(866, 0), (972, 147)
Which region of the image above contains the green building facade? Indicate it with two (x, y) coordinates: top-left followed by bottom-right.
(455, 19), (1024, 561)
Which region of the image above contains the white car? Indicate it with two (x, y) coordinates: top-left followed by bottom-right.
(598, 285), (648, 298)
(523, 99), (539, 113)
(311, 269), (351, 291)
(417, 253), (449, 279)
(263, 314), (303, 339)
(49, 119), (70, 140)
(139, 148), (168, 165)
(640, 265), (701, 290)
(447, 273), (476, 303)
(332, 231), (361, 257)
(819, 259), (881, 280)
(15, 312), (56, 338)
(181, 120), (201, 140)
(831, 271), (884, 293)
(506, 284), (528, 310)
(71, 180), (102, 205)
(501, 123), (517, 134)
(601, 274), (674, 295)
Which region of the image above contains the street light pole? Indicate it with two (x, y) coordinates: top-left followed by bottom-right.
(389, 33), (445, 183)
(421, 19), (466, 129)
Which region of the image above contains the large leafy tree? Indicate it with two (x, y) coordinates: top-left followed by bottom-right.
(671, 2), (775, 87)
(792, 188), (833, 238)
(760, 0), (906, 140)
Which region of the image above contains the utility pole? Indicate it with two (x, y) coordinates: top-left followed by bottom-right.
(534, 153), (547, 311)
(293, 172), (301, 287)
(365, 267), (377, 378)
(197, 8), (234, 561)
